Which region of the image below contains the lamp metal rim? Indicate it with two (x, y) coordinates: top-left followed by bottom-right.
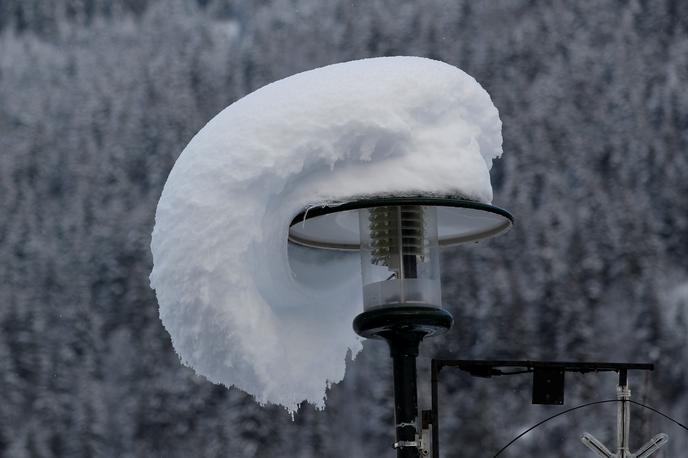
(288, 195), (513, 251)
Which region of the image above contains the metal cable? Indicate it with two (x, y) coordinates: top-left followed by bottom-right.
(492, 399), (688, 457)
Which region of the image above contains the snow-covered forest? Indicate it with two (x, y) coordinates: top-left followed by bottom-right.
(1, 0), (687, 456)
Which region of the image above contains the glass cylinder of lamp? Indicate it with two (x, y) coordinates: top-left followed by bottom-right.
(358, 205), (442, 310)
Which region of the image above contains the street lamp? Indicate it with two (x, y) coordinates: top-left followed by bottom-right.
(290, 195), (513, 457)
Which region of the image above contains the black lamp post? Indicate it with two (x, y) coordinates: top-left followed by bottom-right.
(290, 196), (513, 457)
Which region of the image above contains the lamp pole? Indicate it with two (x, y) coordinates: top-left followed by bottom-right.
(390, 334), (421, 458)
(354, 306), (453, 457)
(389, 331), (423, 458)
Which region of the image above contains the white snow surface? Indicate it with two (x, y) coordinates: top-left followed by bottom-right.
(150, 56), (503, 412)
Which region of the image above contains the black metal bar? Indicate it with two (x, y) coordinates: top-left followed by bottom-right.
(436, 360), (654, 374)
(431, 360), (440, 458)
(385, 334), (425, 458)
(391, 350), (420, 458)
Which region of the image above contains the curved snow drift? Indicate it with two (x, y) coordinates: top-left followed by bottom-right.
(150, 56), (502, 412)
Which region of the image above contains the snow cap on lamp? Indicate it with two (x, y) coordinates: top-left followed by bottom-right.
(150, 56), (505, 412)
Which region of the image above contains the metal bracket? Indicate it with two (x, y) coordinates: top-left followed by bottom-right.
(429, 360), (655, 458)
(580, 370), (669, 458)
(418, 410), (433, 456)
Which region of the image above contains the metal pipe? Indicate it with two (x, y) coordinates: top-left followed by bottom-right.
(617, 371), (631, 458)
(387, 334), (422, 458)
(392, 353), (420, 457)
(431, 360), (440, 458)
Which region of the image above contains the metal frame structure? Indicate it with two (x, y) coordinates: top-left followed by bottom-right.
(426, 360), (658, 458)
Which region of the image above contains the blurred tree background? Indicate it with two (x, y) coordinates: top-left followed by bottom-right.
(1, 0), (687, 456)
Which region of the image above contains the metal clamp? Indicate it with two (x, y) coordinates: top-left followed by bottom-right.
(394, 441), (419, 449)
(393, 434), (431, 456)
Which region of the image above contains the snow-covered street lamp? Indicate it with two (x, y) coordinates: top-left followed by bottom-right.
(290, 196), (512, 457)
(151, 55), (511, 438)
